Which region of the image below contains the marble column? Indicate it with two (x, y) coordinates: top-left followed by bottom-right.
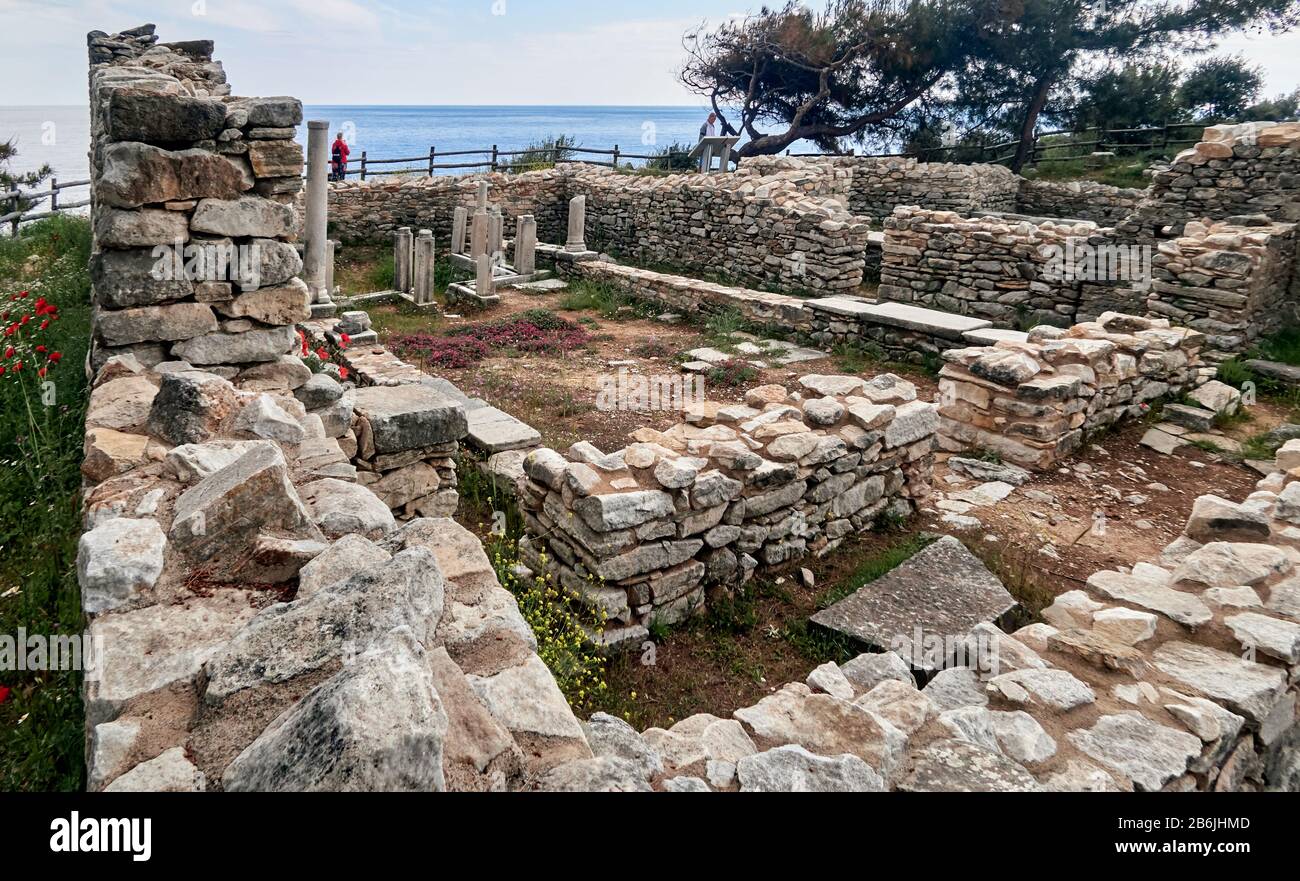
(489, 208), (504, 266)
(413, 229), (435, 305)
(515, 215), (537, 275)
(475, 253), (494, 298)
(565, 195), (587, 253)
(322, 240), (337, 302)
(451, 206), (468, 255)
(394, 227), (413, 293)
(303, 120), (330, 297)
(476, 180), (489, 211)
(469, 211), (489, 260)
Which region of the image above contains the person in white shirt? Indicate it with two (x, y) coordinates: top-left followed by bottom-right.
(699, 112), (719, 140)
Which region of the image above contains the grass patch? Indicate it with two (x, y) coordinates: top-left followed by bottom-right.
(832, 342), (941, 380)
(0, 215), (93, 791)
(706, 358), (760, 387)
(558, 279), (652, 321)
(813, 533), (936, 611)
(1249, 326), (1300, 368)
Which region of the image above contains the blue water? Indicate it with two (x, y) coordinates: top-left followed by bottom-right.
(297, 105), (773, 175)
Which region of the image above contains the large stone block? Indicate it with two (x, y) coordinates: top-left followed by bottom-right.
(92, 248), (194, 308)
(94, 208), (190, 248)
(215, 278), (310, 325)
(169, 444), (324, 573)
(98, 142), (251, 209)
(191, 196), (297, 238)
(171, 324), (297, 366)
(107, 89), (227, 143)
(352, 385), (468, 455)
(97, 302), (218, 347)
(247, 139), (303, 178)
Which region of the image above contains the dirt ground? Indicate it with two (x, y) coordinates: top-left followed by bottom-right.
(357, 278), (1285, 730)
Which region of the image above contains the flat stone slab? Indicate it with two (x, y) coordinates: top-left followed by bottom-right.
(1244, 359), (1300, 385)
(810, 536), (1016, 671)
(806, 297), (879, 318)
(465, 405), (542, 454)
(351, 384), (468, 454)
(963, 328), (1030, 346)
(513, 278), (568, 294)
(1139, 428), (1187, 455)
(860, 302), (993, 341)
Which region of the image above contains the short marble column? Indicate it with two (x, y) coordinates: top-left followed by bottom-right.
(475, 253), (494, 298)
(469, 210), (489, 260)
(565, 195), (587, 253)
(303, 120), (330, 297)
(321, 240), (337, 303)
(476, 180), (489, 211)
(451, 206), (468, 255)
(394, 227), (413, 293)
(515, 215), (537, 275)
(489, 208), (504, 266)
(413, 229), (435, 305)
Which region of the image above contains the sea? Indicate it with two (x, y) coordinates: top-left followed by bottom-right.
(0, 104), (823, 211)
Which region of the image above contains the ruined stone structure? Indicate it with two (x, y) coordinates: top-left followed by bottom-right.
(88, 28), (307, 374)
(1119, 122), (1300, 240)
(515, 374), (937, 642)
(936, 312), (1207, 470)
(73, 25), (1300, 794)
(1147, 218), (1299, 361)
(1016, 178), (1147, 226)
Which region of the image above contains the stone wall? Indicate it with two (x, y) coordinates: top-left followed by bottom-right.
(936, 312), (1206, 469)
(88, 26), (308, 374)
(565, 164), (870, 293)
(1016, 178), (1147, 226)
(1119, 122), (1300, 241)
(1146, 218), (1299, 362)
(879, 207), (1147, 328)
(324, 169), (568, 246)
(514, 373), (937, 643)
(826, 156), (1021, 223)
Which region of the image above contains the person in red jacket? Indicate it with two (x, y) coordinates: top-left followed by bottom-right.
(330, 132), (351, 181)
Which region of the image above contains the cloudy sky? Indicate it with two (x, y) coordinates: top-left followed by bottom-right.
(2, 0), (1297, 106)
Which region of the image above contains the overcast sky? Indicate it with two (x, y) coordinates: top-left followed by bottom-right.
(2, 0), (1297, 106)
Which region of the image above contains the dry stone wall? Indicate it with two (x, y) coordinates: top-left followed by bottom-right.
(514, 374), (936, 644)
(1016, 178), (1146, 226)
(814, 156), (1020, 223)
(1119, 122), (1300, 241)
(879, 207), (1147, 329)
(88, 26), (308, 375)
(936, 312), (1207, 469)
(566, 164), (870, 293)
(1146, 218), (1298, 362)
(324, 169), (568, 247)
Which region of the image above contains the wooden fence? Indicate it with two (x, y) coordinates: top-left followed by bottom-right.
(338, 144), (694, 180)
(1, 178), (91, 234)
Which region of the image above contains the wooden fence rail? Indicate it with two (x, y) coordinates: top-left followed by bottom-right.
(2, 178), (92, 234)
(330, 144), (695, 180)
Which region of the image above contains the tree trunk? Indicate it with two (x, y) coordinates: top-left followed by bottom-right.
(1011, 72), (1056, 173)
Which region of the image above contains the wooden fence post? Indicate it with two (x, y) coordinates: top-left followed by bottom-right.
(360, 151), (367, 181)
(429, 146), (436, 177)
(49, 178), (58, 215)
(612, 145), (620, 169)
(491, 145), (499, 172)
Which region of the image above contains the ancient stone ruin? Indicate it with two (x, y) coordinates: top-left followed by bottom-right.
(75, 25), (1299, 793)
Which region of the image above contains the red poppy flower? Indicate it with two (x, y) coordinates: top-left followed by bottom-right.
(340, 333), (352, 347)
(17, 291), (28, 299)
(0, 367), (6, 376)
(4, 347), (13, 359)
(35, 345), (45, 354)
(12, 361), (21, 372)
(48, 352), (62, 363)
(37, 367), (46, 378)
(338, 367), (350, 380)
(316, 348), (329, 360)
(19, 315), (29, 326)
(38, 320), (48, 331)
(0, 685), (10, 704)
